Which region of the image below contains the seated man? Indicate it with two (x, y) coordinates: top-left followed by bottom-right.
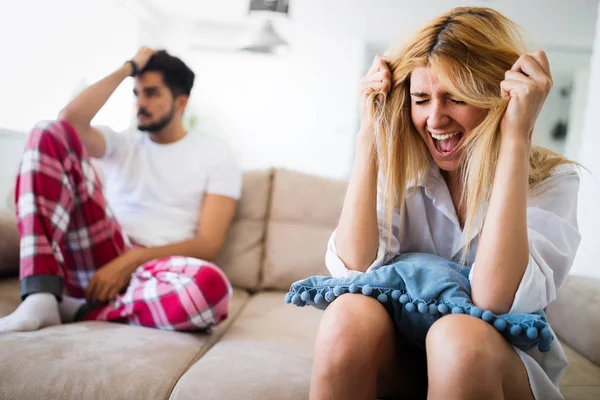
(0, 47), (241, 332)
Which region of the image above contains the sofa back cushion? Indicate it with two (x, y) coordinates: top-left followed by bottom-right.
(0, 210), (19, 277)
(216, 169), (272, 291)
(260, 169), (347, 290)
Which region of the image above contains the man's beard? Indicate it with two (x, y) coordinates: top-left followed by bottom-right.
(137, 105), (176, 132)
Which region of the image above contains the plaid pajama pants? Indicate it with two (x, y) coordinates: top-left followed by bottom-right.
(15, 120), (232, 331)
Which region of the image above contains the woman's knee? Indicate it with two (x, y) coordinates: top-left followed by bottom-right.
(426, 315), (533, 398)
(314, 294), (395, 366)
(426, 314), (504, 375)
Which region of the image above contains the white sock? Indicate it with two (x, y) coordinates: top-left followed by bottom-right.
(58, 296), (86, 323)
(0, 292), (61, 332)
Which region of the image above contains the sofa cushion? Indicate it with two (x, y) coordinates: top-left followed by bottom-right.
(261, 169), (347, 290)
(4, 190), (14, 212)
(215, 170), (272, 291)
(0, 278), (21, 316)
(561, 342), (600, 399)
(170, 291), (322, 400)
(547, 275), (600, 366)
(0, 287), (250, 400)
(170, 289), (600, 400)
(0, 210), (19, 278)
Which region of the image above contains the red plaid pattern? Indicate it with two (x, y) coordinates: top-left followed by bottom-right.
(15, 120), (231, 331)
(85, 257), (231, 330)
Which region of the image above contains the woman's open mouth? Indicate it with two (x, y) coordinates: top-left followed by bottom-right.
(430, 131), (464, 158)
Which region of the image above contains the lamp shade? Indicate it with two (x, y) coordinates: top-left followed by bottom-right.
(239, 19), (287, 54)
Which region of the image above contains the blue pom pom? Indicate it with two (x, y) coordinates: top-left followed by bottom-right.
(325, 291), (336, 303)
(534, 320), (546, 329)
(526, 327), (539, 339)
(510, 325), (523, 336)
(349, 283), (359, 293)
(377, 293), (388, 303)
(391, 290), (402, 300)
(362, 285), (373, 296)
(429, 304), (439, 314)
(539, 339), (552, 353)
(438, 304), (450, 314)
(333, 286), (344, 297)
(291, 294), (301, 305)
(418, 303), (428, 313)
(300, 291), (310, 301)
(399, 294), (410, 304)
(541, 327), (552, 340)
(469, 307), (483, 318)
(451, 307), (464, 314)
(493, 319), (507, 331)
(284, 293), (293, 304)
(405, 303), (417, 312)
(482, 310), (494, 322)
(314, 293), (324, 304)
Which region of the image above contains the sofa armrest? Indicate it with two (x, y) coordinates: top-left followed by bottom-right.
(546, 275), (600, 366)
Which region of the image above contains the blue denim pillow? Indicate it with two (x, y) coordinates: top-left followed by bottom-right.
(286, 252), (553, 352)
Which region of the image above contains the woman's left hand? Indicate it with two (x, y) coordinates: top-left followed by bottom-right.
(500, 50), (553, 142)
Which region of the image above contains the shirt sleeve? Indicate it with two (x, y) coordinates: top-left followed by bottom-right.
(205, 144), (242, 200)
(508, 167), (581, 314)
(95, 125), (129, 163)
(325, 181), (401, 278)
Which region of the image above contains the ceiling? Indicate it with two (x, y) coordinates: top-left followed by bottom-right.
(132, 0), (599, 55)
(135, 0), (250, 24)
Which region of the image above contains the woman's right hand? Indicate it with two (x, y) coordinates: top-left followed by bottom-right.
(358, 55), (392, 132)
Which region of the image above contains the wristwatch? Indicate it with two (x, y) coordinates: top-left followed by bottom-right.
(126, 60), (138, 77)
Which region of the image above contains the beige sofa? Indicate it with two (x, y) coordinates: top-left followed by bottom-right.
(0, 168), (599, 400)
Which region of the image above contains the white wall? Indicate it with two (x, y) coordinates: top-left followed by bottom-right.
(154, 0), (366, 179)
(531, 77), (570, 154)
(0, 130), (26, 209)
(565, 69), (591, 160)
(0, 0), (139, 133)
(570, 1), (600, 279)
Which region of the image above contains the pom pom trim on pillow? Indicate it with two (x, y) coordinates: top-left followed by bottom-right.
(285, 283), (553, 353)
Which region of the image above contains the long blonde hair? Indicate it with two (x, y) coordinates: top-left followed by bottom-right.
(370, 7), (575, 263)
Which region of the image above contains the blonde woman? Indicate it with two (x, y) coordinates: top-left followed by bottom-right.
(313, 7), (580, 400)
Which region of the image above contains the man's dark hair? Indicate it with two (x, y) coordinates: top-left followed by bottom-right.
(140, 50), (195, 97)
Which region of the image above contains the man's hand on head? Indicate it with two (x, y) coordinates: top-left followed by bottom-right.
(130, 47), (157, 75)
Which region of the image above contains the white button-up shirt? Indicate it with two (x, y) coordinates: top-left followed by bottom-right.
(325, 163), (581, 400)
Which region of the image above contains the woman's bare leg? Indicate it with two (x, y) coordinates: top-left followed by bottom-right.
(426, 314), (534, 400)
(310, 294), (427, 400)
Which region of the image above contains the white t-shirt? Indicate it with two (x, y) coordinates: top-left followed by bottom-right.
(326, 162), (581, 400)
(96, 127), (242, 248)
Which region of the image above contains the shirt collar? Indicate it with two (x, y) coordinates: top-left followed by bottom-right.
(409, 160), (445, 198)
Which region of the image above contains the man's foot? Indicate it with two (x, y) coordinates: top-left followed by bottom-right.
(0, 292), (61, 332)
(58, 295), (86, 323)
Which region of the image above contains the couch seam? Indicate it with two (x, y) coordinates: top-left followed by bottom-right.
(164, 291), (254, 400)
(256, 168), (275, 291)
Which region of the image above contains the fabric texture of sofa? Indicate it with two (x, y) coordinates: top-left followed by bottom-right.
(1, 168), (599, 400)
